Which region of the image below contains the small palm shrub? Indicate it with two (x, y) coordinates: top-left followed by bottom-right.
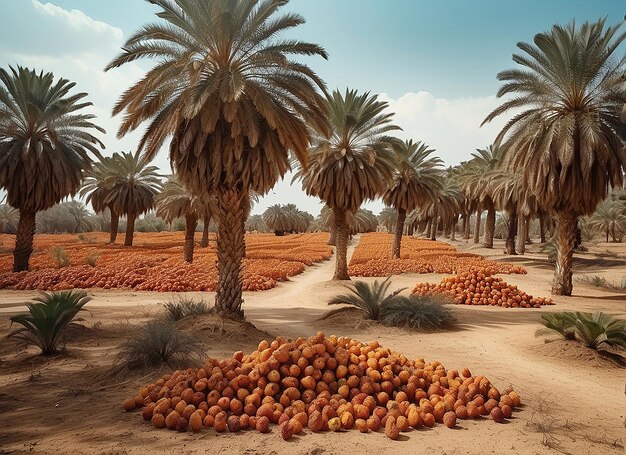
(328, 277), (405, 320)
(537, 311), (626, 352)
(7, 290), (90, 355)
(379, 295), (455, 330)
(49, 246), (70, 267)
(162, 297), (212, 321)
(116, 320), (203, 369)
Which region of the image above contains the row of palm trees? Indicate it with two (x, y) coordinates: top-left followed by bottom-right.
(1, 0), (625, 316)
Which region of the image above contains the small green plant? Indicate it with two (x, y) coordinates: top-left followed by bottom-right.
(162, 297), (212, 320)
(7, 290), (91, 355)
(77, 233), (98, 243)
(576, 275), (624, 291)
(328, 277), (405, 320)
(536, 311), (626, 353)
(49, 246), (70, 267)
(83, 251), (101, 267)
(115, 320), (203, 369)
(379, 295), (455, 330)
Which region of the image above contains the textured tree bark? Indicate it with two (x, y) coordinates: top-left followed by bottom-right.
(109, 208), (119, 244)
(215, 187), (248, 317)
(332, 207), (350, 280)
(407, 223), (414, 237)
(425, 219), (432, 238)
(516, 214), (526, 255)
(450, 220), (457, 241)
(473, 206), (482, 244)
(483, 198), (495, 248)
(392, 208), (406, 258)
(505, 211), (517, 255)
(430, 206), (439, 241)
(525, 216), (532, 244)
(328, 223), (337, 246)
(13, 208), (36, 272)
(552, 210), (577, 296)
(124, 211), (136, 246)
(184, 213), (198, 263)
(200, 215), (210, 247)
(463, 214), (471, 239)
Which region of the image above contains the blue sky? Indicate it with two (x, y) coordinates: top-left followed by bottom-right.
(0, 0), (624, 215)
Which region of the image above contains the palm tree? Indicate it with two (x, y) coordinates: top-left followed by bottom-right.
(589, 199), (626, 242)
(246, 214), (268, 233)
(104, 151), (162, 246)
(0, 66), (104, 271)
(106, 0), (329, 318)
(65, 200), (96, 234)
(80, 155), (120, 243)
(383, 140), (443, 257)
(425, 175), (462, 241)
(156, 176), (216, 262)
(378, 207), (398, 233)
(296, 89), (399, 279)
(0, 204), (19, 234)
(263, 204), (293, 236)
(484, 19), (626, 294)
(350, 209), (378, 234)
(461, 145), (503, 248)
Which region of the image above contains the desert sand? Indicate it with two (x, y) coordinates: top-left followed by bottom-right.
(0, 236), (625, 455)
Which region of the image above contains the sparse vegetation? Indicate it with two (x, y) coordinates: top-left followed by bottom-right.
(7, 290), (90, 355)
(380, 295), (455, 330)
(537, 311), (626, 353)
(83, 251), (101, 267)
(162, 297), (212, 321)
(115, 320), (203, 369)
(328, 277), (405, 320)
(49, 246), (70, 267)
(576, 275), (625, 291)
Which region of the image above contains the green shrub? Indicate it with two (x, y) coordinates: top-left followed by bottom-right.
(162, 297), (212, 320)
(7, 290), (90, 355)
(49, 246), (70, 267)
(379, 295), (455, 330)
(328, 277), (405, 320)
(115, 320), (203, 369)
(537, 311), (626, 352)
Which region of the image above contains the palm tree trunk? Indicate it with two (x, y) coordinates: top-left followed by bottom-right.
(483, 198), (495, 248)
(215, 187), (248, 317)
(392, 208), (406, 258)
(450, 220), (457, 241)
(200, 215), (210, 247)
(430, 207), (439, 241)
(13, 208), (36, 272)
(463, 214), (471, 239)
(516, 214), (526, 255)
(407, 223), (414, 237)
(124, 211), (136, 246)
(552, 210), (577, 296)
(539, 212), (547, 243)
(506, 211), (517, 255)
(606, 227), (610, 243)
(328, 223), (337, 246)
(425, 219), (432, 238)
(473, 205), (482, 244)
(184, 213), (198, 263)
(332, 207), (350, 280)
(109, 208), (119, 244)
(611, 223), (617, 242)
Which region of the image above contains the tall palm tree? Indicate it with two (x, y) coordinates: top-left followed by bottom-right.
(105, 151), (162, 246)
(106, 0), (329, 318)
(65, 200), (96, 234)
(383, 140), (443, 258)
(245, 214), (268, 233)
(0, 66), (104, 271)
(425, 175), (462, 241)
(263, 204), (293, 236)
(483, 19), (626, 295)
(156, 176), (215, 262)
(461, 145), (503, 248)
(80, 155), (119, 243)
(589, 199), (626, 243)
(0, 204), (19, 234)
(296, 90), (399, 279)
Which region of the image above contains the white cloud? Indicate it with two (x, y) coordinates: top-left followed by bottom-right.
(31, 1), (123, 41)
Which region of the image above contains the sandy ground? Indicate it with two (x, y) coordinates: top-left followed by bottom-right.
(0, 236), (625, 455)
